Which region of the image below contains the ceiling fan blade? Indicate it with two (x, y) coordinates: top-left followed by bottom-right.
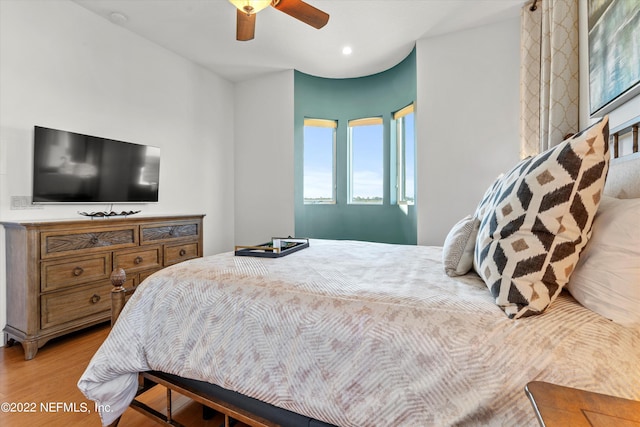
(272, 0), (329, 29)
(236, 9), (256, 41)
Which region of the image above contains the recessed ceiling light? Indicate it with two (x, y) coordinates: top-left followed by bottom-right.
(109, 11), (128, 25)
(342, 46), (352, 56)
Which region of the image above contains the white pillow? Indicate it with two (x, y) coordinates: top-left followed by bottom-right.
(443, 215), (480, 277)
(566, 196), (640, 329)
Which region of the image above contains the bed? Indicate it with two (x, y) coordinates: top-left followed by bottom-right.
(78, 115), (640, 427)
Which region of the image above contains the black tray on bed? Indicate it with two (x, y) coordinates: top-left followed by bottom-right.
(234, 237), (309, 258)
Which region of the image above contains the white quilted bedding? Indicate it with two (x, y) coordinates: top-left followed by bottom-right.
(78, 239), (640, 426)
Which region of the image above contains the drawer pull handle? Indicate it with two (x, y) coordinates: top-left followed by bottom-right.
(90, 294), (101, 304)
(73, 267), (84, 276)
(134, 256), (143, 264)
(179, 249), (187, 257)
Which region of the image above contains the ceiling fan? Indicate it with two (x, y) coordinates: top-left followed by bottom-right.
(229, 0), (329, 41)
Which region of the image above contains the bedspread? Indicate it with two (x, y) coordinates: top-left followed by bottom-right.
(78, 239), (640, 426)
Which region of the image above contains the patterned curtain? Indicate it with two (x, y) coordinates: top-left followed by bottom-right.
(520, 0), (579, 158)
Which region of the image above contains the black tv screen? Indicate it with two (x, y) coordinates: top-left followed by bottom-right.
(33, 126), (160, 203)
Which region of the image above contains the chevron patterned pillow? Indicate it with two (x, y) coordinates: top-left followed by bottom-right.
(473, 116), (610, 318)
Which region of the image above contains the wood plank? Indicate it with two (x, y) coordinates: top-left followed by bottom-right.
(525, 381), (640, 427)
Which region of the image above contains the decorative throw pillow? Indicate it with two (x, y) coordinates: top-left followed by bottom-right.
(473, 116), (610, 318)
(566, 196), (640, 329)
(443, 215), (480, 277)
(474, 174), (504, 221)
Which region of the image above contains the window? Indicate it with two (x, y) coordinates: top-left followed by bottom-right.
(348, 117), (384, 204)
(303, 118), (336, 204)
(394, 104), (415, 204)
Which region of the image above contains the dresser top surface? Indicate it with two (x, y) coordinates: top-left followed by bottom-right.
(1, 214), (205, 229)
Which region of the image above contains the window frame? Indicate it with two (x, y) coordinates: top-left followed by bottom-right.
(393, 104), (415, 205)
(303, 118), (337, 205)
(347, 117), (384, 205)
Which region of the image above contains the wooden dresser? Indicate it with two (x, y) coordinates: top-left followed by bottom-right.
(1, 214), (204, 360)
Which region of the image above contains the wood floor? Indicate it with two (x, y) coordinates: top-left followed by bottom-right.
(0, 323), (247, 427)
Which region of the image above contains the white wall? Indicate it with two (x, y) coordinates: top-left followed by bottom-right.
(233, 71), (295, 245)
(416, 18), (522, 246)
(415, 2), (640, 247)
(0, 0), (235, 336)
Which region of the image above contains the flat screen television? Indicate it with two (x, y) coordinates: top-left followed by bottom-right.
(33, 126), (160, 203)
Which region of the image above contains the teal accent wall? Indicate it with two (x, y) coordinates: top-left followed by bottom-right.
(294, 49), (417, 244)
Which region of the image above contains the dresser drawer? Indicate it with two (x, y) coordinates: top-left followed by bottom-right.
(114, 246), (162, 273)
(41, 253), (112, 292)
(141, 221), (200, 244)
(41, 282), (111, 329)
(165, 242), (200, 266)
(41, 225), (138, 259)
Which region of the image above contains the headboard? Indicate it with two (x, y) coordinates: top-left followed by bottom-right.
(603, 116), (640, 199)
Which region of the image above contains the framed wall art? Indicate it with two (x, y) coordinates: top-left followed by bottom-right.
(588, 0), (640, 117)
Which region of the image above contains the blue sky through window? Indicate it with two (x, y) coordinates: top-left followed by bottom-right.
(404, 113), (415, 201)
(350, 123), (383, 201)
(304, 118), (413, 204)
(303, 126), (334, 201)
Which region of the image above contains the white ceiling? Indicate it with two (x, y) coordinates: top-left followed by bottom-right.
(72, 0), (526, 82)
